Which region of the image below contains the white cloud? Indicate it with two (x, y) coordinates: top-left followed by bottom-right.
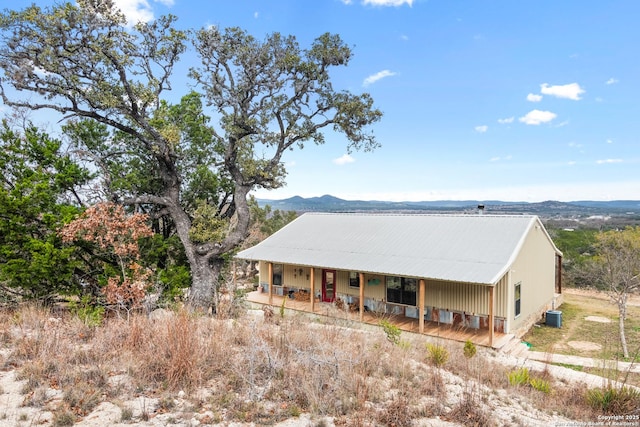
(363, 0), (413, 6)
(605, 78), (619, 85)
(112, 0), (174, 25)
(596, 159), (623, 164)
(518, 110), (557, 125)
(363, 70), (397, 87)
(497, 117), (514, 124)
(554, 120), (569, 128)
(568, 141), (582, 148)
(113, 0), (154, 24)
(340, 0), (353, 4)
(333, 154), (356, 165)
(474, 125), (488, 133)
(254, 11), (259, 19)
(490, 155), (512, 162)
(540, 83), (585, 100)
(527, 93), (542, 102)
(606, 139), (613, 144)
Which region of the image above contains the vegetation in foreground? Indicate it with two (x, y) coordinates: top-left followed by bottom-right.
(0, 303), (635, 426)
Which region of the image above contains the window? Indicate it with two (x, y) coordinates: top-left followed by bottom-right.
(349, 272), (360, 288)
(386, 276), (417, 306)
(515, 282), (521, 317)
(272, 264), (283, 286)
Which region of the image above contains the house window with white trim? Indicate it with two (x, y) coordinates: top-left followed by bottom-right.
(386, 276), (417, 306)
(515, 282), (521, 318)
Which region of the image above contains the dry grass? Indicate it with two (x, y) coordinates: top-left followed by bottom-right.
(524, 292), (640, 361)
(0, 302), (627, 424)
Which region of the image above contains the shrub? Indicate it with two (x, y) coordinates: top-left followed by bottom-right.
(448, 388), (493, 427)
(426, 343), (449, 367)
(69, 295), (104, 327)
(507, 367), (530, 386)
(279, 297), (286, 318)
(120, 406), (133, 422)
(375, 392), (414, 427)
(463, 340), (477, 359)
(586, 386), (640, 414)
(507, 368), (552, 394)
(63, 383), (101, 415)
(379, 319), (401, 345)
(529, 377), (551, 394)
(52, 408), (75, 427)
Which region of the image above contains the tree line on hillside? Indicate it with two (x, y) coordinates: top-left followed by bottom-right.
(0, 1), (380, 311)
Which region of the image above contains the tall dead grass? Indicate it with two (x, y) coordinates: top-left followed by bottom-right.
(0, 303), (626, 424)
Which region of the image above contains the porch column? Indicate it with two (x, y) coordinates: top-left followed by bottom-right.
(310, 268), (315, 312)
(268, 262), (273, 305)
(419, 279), (425, 334)
(488, 286), (495, 347)
(359, 272), (365, 321)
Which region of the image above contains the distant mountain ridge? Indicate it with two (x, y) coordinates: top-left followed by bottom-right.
(256, 194), (640, 216)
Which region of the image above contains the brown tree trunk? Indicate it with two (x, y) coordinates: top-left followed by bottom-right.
(187, 255), (224, 311)
(175, 185), (252, 311)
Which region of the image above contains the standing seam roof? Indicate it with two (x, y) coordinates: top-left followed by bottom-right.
(235, 212), (555, 285)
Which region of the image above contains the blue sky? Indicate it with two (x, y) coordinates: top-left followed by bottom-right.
(7, 0), (640, 202)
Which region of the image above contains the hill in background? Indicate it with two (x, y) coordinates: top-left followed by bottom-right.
(257, 194), (640, 217)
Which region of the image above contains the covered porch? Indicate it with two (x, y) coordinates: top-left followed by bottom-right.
(245, 289), (512, 349)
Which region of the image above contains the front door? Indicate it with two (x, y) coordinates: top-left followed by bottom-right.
(322, 269), (336, 302)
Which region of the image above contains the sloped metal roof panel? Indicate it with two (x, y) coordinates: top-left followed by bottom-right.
(236, 213), (542, 285)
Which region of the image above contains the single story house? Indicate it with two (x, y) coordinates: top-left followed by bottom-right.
(236, 212), (563, 346)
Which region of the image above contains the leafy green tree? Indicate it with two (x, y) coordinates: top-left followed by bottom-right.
(0, 121), (92, 301)
(0, 2), (382, 309)
(591, 227), (640, 358)
(549, 228), (598, 287)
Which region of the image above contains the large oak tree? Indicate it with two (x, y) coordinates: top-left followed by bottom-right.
(0, 1), (382, 309)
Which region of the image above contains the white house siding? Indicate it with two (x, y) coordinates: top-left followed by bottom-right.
(494, 274), (511, 331)
(421, 278), (504, 317)
(510, 224), (558, 334)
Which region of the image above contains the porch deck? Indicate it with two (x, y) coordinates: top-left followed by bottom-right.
(245, 290), (511, 349)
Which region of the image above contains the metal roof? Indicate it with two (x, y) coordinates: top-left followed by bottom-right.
(236, 213), (559, 285)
